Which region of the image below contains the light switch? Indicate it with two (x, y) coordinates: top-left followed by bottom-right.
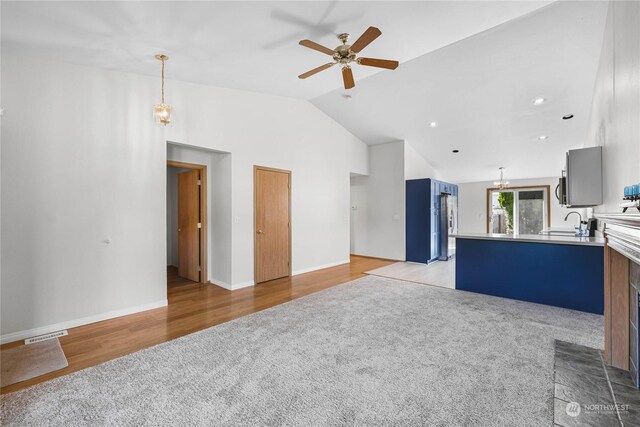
(393, 214), (401, 221)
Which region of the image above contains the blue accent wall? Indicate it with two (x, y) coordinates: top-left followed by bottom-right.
(455, 238), (604, 314)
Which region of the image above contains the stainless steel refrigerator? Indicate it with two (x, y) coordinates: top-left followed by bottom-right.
(439, 194), (458, 261)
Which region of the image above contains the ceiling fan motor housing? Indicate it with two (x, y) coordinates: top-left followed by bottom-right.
(334, 34), (356, 65)
(333, 47), (356, 64)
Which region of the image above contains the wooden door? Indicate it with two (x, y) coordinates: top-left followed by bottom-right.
(178, 169), (200, 282)
(254, 167), (291, 284)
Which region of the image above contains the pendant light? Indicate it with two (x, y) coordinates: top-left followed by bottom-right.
(153, 54), (172, 126)
(493, 167), (510, 189)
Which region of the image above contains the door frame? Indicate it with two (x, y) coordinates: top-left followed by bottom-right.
(485, 185), (551, 233)
(167, 160), (208, 284)
(253, 165), (292, 284)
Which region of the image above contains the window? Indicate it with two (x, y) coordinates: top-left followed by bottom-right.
(486, 186), (550, 235)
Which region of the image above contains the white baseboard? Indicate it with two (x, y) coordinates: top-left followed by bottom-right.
(208, 278), (232, 290)
(219, 260), (350, 291)
(210, 278), (254, 291)
(350, 253), (404, 262)
(231, 280), (255, 290)
(0, 299), (168, 344)
(292, 259), (350, 276)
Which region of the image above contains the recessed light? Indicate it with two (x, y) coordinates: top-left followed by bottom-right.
(533, 97), (546, 105)
(538, 135), (549, 140)
(452, 149), (459, 153)
(429, 121), (438, 128)
(562, 114), (574, 120)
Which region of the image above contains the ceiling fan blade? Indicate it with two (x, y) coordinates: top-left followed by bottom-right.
(357, 57), (399, 70)
(299, 39), (335, 56)
(349, 26), (382, 53)
(342, 66), (355, 90)
(298, 63), (335, 79)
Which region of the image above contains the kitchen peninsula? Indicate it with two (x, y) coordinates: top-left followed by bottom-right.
(454, 233), (605, 314)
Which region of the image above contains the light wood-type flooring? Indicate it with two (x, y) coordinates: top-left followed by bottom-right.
(366, 260), (455, 289)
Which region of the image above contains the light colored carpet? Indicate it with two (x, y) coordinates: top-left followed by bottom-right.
(1, 339), (68, 388)
(1, 276), (603, 426)
(366, 260), (455, 289)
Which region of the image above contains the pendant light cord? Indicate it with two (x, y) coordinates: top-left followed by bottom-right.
(161, 59), (165, 104)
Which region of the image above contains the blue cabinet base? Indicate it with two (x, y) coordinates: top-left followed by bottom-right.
(455, 238), (604, 315)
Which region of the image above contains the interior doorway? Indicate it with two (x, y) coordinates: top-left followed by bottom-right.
(254, 166), (291, 284)
(167, 160), (208, 285)
(349, 173), (367, 256)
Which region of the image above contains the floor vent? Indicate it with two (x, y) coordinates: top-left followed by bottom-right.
(24, 330), (68, 345)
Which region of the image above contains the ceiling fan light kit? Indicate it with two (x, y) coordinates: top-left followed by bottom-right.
(298, 26), (399, 90)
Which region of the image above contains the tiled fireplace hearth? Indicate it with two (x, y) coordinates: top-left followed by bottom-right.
(596, 213), (640, 386)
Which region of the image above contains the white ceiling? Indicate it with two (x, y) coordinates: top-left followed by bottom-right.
(2, 1), (552, 100)
(312, 1), (609, 183)
(1, 1), (607, 183)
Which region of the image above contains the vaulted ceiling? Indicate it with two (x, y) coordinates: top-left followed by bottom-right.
(311, 1), (609, 182)
(2, 1), (552, 99)
(2, 1), (608, 182)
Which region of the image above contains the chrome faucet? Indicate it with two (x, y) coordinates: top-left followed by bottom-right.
(564, 211), (588, 237)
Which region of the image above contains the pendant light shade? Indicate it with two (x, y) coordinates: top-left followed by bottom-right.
(153, 103), (172, 126)
(153, 54), (172, 126)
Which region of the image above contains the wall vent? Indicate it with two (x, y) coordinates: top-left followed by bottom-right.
(24, 330), (68, 345)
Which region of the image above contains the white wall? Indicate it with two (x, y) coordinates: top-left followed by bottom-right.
(1, 56), (168, 342)
(585, 1), (640, 213)
(164, 90), (368, 286)
(350, 174), (369, 255)
(350, 141), (405, 260)
(404, 141), (440, 181)
(166, 143), (232, 287)
(350, 140), (441, 259)
(1, 53), (368, 341)
(457, 177), (586, 234)
(210, 151), (233, 286)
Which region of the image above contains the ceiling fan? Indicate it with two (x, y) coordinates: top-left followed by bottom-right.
(298, 26), (399, 90)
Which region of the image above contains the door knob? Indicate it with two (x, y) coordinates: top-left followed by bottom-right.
(257, 230), (264, 234)
(178, 228), (181, 232)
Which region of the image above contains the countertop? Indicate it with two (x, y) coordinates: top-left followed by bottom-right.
(452, 232), (605, 247)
